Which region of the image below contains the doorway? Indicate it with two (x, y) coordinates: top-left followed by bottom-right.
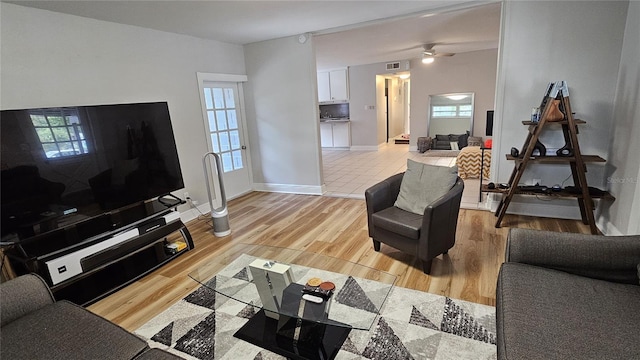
(198, 80), (252, 205)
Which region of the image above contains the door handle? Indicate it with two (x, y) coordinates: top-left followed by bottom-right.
(241, 145), (247, 150)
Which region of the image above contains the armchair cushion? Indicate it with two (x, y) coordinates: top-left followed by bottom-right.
(394, 160), (458, 215)
(372, 206), (422, 239)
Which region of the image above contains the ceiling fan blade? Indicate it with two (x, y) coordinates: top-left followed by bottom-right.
(434, 52), (455, 57)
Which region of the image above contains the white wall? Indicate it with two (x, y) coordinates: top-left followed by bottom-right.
(410, 49), (498, 147)
(348, 62), (403, 148)
(243, 35), (323, 193)
(493, 1), (628, 223)
(0, 3), (246, 213)
(602, 1), (640, 235)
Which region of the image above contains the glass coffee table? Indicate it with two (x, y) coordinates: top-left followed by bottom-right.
(189, 244), (396, 360)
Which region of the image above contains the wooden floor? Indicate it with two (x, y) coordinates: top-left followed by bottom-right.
(88, 191), (592, 331)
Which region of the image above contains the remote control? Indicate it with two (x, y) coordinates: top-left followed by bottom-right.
(302, 294), (324, 304)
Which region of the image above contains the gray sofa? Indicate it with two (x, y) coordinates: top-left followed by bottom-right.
(0, 273), (182, 360)
(497, 228), (640, 360)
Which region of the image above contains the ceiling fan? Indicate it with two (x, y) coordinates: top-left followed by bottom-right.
(421, 43), (455, 63)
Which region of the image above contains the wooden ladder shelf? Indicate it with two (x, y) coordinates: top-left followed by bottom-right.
(493, 81), (609, 234)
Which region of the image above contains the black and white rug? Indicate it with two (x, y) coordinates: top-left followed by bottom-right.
(135, 255), (497, 359)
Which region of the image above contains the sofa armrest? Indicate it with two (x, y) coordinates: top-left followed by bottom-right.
(365, 173), (404, 237)
(506, 228), (640, 284)
(1, 273), (55, 326)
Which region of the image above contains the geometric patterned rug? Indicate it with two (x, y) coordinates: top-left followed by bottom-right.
(135, 256), (497, 360)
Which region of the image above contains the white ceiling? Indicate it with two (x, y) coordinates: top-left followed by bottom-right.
(4, 0), (501, 70)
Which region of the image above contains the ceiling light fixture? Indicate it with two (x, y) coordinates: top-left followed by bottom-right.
(399, 74), (410, 79)
(421, 54), (434, 64)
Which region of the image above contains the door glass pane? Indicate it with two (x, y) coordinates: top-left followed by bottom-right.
(227, 110), (237, 129)
(210, 134), (220, 153)
(216, 110), (227, 130)
(219, 132), (230, 152)
(207, 111), (217, 131)
(232, 150), (243, 169)
(204, 88), (213, 109)
(221, 152), (233, 172)
(229, 130), (240, 150)
(213, 88), (225, 109)
(224, 88), (235, 108)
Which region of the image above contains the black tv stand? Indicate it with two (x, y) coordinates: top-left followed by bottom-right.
(4, 200), (193, 306)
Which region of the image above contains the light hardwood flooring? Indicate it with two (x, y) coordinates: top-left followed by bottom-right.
(88, 191), (592, 331)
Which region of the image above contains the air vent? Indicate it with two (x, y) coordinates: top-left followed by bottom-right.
(386, 62), (400, 70)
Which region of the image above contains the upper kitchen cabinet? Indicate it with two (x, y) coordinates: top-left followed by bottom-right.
(317, 69), (349, 103)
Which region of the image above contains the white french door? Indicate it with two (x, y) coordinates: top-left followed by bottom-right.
(200, 81), (251, 202)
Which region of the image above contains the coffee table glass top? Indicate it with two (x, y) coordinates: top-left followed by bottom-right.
(188, 244), (397, 331)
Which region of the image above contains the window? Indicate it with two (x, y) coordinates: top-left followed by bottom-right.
(30, 108), (89, 159)
(203, 86), (243, 173)
(432, 104), (473, 118)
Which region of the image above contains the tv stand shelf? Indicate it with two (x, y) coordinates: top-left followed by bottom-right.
(4, 200), (193, 306)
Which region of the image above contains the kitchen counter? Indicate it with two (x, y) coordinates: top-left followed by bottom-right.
(320, 118), (350, 123)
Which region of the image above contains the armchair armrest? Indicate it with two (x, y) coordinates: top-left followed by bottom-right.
(506, 228), (640, 284)
(365, 173), (404, 237)
(1, 273), (55, 326)
(420, 177), (464, 258)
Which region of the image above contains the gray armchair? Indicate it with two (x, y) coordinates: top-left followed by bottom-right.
(365, 173), (464, 274)
(497, 228), (640, 360)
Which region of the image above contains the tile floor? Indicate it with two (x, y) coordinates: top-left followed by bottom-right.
(321, 143), (486, 209)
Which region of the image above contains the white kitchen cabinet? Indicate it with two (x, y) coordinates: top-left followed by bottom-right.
(320, 121), (350, 148)
(320, 122), (334, 147)
(317, 69), (348, 103)
(332, 122), (350, 147)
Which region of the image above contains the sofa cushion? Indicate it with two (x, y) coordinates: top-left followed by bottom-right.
(372, 206), (422, 239)
(497, 263), (640, 360)
(0, 300), (149, 360)
(435, 134), (449, 141)
(468, 136), (483, 147)
(394, 160), (458, 215)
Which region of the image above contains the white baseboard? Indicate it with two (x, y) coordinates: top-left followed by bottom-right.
(180, 202), (211, 223)
(253, 182), (324, 195)
(596, 218), (624, 235)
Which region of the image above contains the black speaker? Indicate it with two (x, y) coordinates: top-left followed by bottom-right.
(486, 110), (494, 136)
(510, 147), (519, 157)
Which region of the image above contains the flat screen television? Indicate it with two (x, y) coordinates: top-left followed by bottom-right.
(1, 101), (184, 242)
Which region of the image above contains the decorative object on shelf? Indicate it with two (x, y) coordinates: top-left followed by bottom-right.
(547, 99), (565, 122)
(556, 143), (574, 157)
(510, 147), (520, 157)
(248, 259), (295, 319)
(532, 139), (547, 156)
(484, 139), (493, 148)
